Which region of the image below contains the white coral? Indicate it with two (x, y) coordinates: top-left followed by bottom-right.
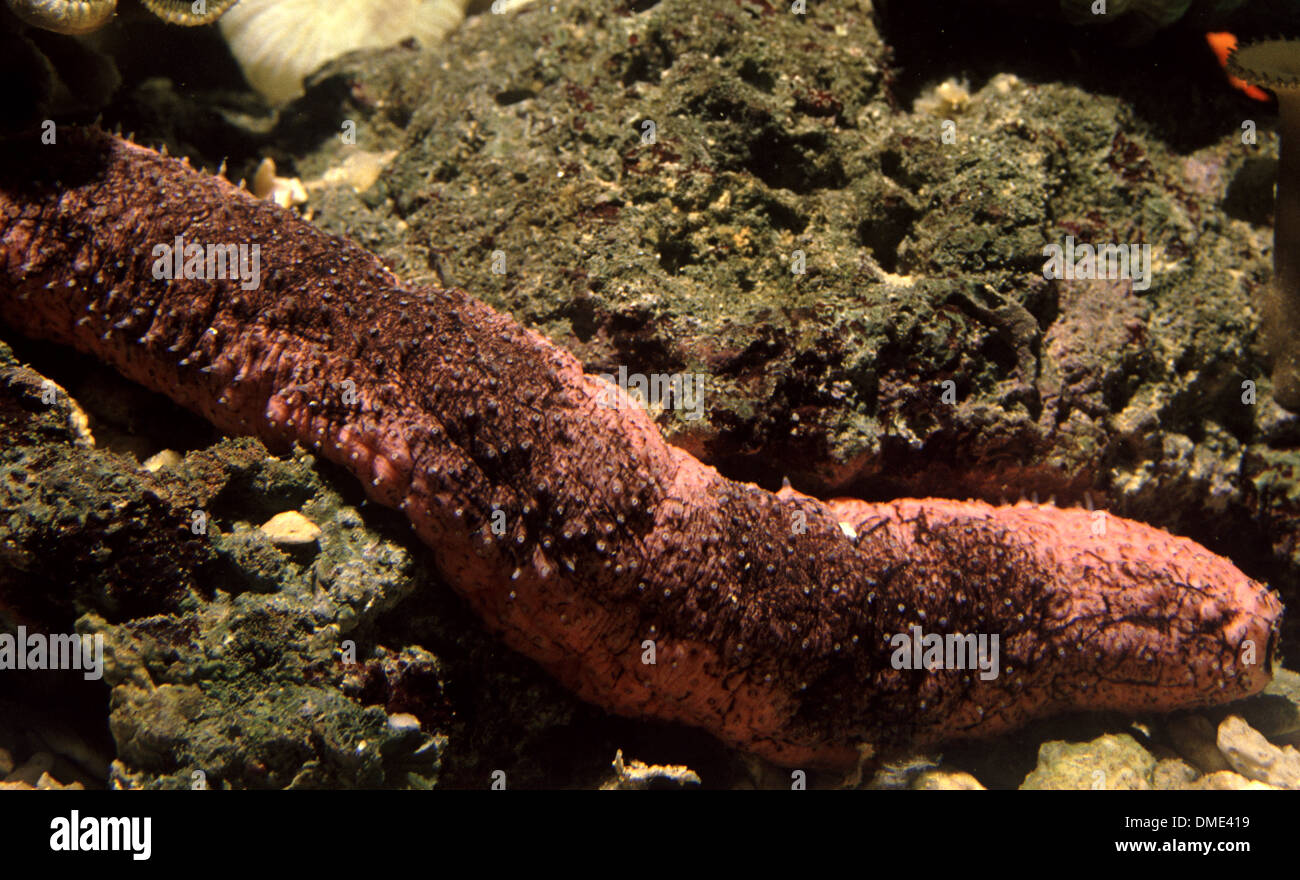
(219, 0), (469, 105)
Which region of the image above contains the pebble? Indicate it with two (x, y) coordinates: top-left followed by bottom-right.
(913, 769), (985, 790)
(599, 750), (701, 790)
(260, 511), (322, 546)
(142, 449), (183, 472)
(252, 158), (308, 210)
(387, 713), (422, 735)
(36, 772), (84, 790)
(1189, 770), (1278, 791)
(1216, 715), (1300, 789)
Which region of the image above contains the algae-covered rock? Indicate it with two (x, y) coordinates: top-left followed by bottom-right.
(97, 594), (451, 789)
(4, 0), (1300, 788)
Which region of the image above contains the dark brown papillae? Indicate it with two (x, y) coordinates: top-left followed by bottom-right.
(0, 129), (1283, 768)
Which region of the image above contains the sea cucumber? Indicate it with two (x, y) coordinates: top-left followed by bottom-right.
(0, 127), (1283, 768)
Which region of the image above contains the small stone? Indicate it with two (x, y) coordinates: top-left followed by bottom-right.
(599, 750), (701, 790)
(33, 772), (83, 791)
(1216, 715), (1300, 789)
(912, 769), (985, 790)
(307, 149), (400, 195)
(260, 511), (321, 547)
(1189, 770), (1278, 791)
(252, 157), (308, 210)
(1021, 734), (1155, 790)
(387, 713), (422, 735)
(142, 449), (183, 472)
(914, 78), (972, 117)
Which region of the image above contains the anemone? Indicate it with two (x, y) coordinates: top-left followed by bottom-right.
(5, 0), (236, 34)
(218, 0), (468, 105)
(1229, 39), (1300, 410)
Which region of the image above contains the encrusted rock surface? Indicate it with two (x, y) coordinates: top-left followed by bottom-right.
(2, 0), (1300, 787)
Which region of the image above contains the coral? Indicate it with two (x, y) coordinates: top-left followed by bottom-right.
(218, 0), (467, 104)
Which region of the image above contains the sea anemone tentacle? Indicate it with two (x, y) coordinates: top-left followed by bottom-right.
(138, 0), (238, 26)
(1228, 38), (1300, 410)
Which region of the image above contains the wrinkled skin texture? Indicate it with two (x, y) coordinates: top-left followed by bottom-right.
(0, 128), (1283, 768)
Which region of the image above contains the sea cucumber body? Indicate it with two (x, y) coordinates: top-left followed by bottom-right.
(0, 129), (1282, 768)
